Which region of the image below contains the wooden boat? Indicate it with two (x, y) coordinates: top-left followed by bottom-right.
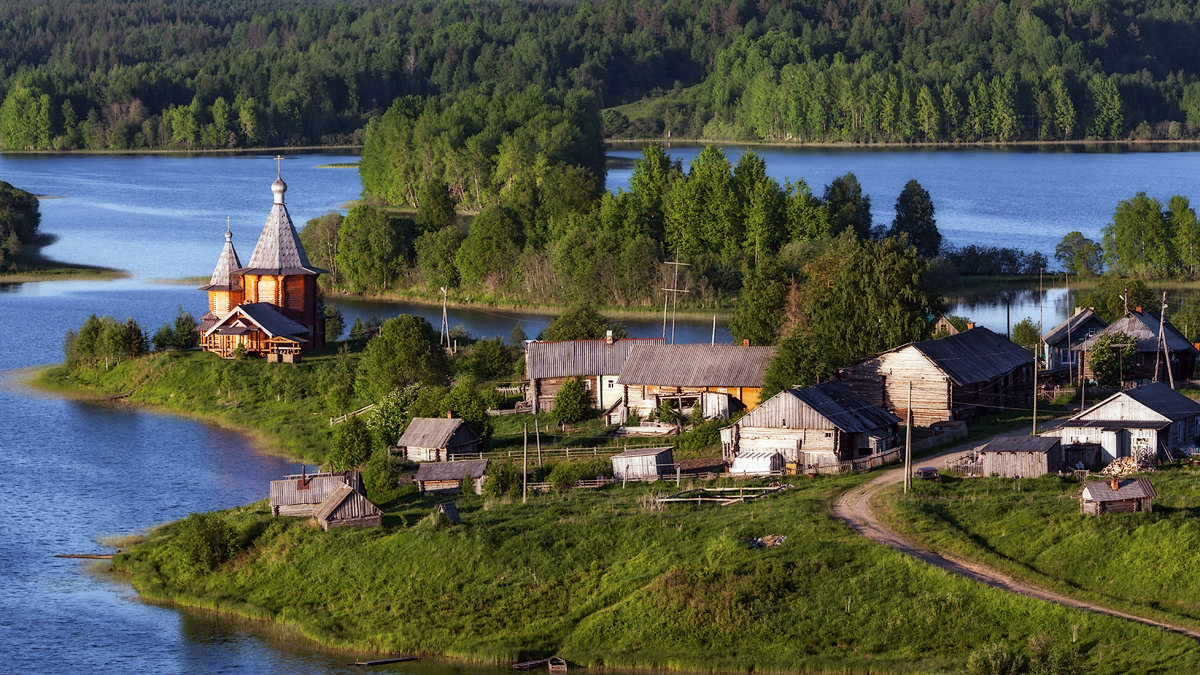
(512, 658), (550, 671)
(548, 656), (568, 672)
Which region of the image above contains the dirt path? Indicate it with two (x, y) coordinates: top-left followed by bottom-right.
(832, 437), (1200, 641)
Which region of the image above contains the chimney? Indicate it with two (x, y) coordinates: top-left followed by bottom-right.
(1074, 306), (1083, 316)
(606, 329), (614, 345)
(446, 410), (453, 419)
(966, 322), (975, 330)
(1109, 477), (1120, 491)
(1135, 305), (1143, 314)
(743, 339), (750, 347)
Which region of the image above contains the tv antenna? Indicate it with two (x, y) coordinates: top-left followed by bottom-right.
(439, 286), (450, 348)
(662, 250), (689, 344)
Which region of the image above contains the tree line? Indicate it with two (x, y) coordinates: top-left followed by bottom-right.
(1054, 193), (1200, 279)
(6, 0), (1200, 150)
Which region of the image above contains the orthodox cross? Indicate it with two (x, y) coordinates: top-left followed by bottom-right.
(274, 155), (285, 177)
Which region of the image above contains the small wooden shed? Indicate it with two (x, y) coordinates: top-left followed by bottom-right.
(269, 470), (363, 516)
(315, 482), (383, 530)
(398, 416), (481, 462)
(977, 435), (1063, 478)
(728, 450), (783, 476)
(1080, 477), (1156, 515)
(611, 446), (674, 481)
(415, 459), (488, 495)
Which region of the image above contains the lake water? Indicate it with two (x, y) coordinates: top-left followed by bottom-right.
(0, 146), (1189, 672)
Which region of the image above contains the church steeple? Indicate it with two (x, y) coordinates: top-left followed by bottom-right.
(199, 218), (243, 292)
(235, 160), (326, 277)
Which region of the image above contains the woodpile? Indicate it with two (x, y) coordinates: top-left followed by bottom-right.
(1099, 456), (1154, 477)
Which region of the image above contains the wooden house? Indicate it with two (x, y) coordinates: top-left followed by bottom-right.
(199, 167), (327, 360)
(719, 380), (900, 473)
(931, 315), (961, 337)
(1075, 308), (1197, 383)
(837, 327), (1034, 426)
(1079, 477), (1156, 515)
(269, 470), (363, 517)
(397, 416), (480, 462)
(617, 344), (774, 420)
(977, 435), (1063, 478)
(611, 446), (674, 481)
(1049, 383), (1200, 464)
(415, 459), (488, 495)
(728, 450), (783, 476)
(1041, 308), (1106, 373)
(314, 482), (382, 530)
(524, 335), (663, 414)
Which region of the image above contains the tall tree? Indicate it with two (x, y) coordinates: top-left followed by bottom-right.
(1054, 231), (1103, 276)
(1101, 193), (1174, 278)
(823, 172), (872, 240)
(887, 179), (940, 257)
(354, 315), (448, 402)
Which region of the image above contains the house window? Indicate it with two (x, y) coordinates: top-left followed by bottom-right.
(607, 380), (615, 389)
(1087, 328), (1097, 337)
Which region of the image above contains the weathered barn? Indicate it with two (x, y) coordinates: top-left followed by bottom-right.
(611, 446), (675, 481)
(314, 482), (383, 530)
(414, 459), (489, 495)
(837, 327), (1035, 426)
(931, 315), (960, 337)
(977, 435), (1063, 478)
(719, 381), (900, 473)
(269, 470), (363, 517)
(397, 416), (481, 462)
(524, 336), (663, 415)
(1049, 383), (1200, 464)
(617, 344), (775, 420)
(1042, 308), (1107, 373)
(728, 450), (783, 476)
(1076, 309), (1197, 383)
(1080, 477), (1156, 515)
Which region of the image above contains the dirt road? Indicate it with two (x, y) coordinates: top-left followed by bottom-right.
(832, 439), (1200, 641)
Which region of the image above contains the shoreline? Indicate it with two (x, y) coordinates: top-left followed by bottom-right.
(1, 234), (128, 283)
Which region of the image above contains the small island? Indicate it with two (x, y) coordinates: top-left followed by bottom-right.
(0, 180), (124, 282)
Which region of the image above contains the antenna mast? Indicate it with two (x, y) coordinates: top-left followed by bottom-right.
(662, 250), (690, 344)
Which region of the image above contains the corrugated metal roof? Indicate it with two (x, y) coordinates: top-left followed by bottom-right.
(415, 459), (488, 481)
(1041, 309), (1106, 348)
(978, 435), (1060, 454)
(199, 228), (244, 291)
(909, 327), (1032, 386)
(618, 344), (774, 387)
(526, 338), (663, 379)
(1082, 476), (1157, 501)
(1077, 310), (1196, 353)
(205, 302), (310, 341)
(398, 417), (470, 449)
(235, 177), (327, 277)
(1075, 382), (1200, 423)
(741, 380), (899, 432)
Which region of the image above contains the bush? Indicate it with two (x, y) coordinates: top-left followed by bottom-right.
(362, 448), (403, 502)
(968, 643), (1026, 675)
(483, 460), (521, 499)
(169, 512), (235, 579)
(552, 376), (589, 423)
(328, 416), (374, 471)
(548, 457), (612, 491)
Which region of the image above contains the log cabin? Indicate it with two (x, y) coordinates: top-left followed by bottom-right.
(1075, 308), (1197, 383)
(198, 162), (327, 361)
(1047, 383), (1200, 464)
(719, 380), (900, 473)
(616, 344), (774, 421)
(1041, 307), (1106, 374)
(836, 327), (1034, 426)
(524, 334), (663, 415)
(415, 460), (488, 495)
(1079, 476), (1156, 515)
(397, 416), (481, 462)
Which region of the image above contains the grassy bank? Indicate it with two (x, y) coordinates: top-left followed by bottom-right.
(878, 464), (1200, 634)
(110, 474), (1200, 673)
(1, 238), (126, 283)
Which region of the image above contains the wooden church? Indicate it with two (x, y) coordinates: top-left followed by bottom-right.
(198, 161), (327, 361)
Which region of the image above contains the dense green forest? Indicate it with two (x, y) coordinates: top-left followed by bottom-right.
(5, 0), (1200, 150)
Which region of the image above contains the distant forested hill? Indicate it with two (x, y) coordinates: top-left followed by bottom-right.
(2, 0), (1200, 150)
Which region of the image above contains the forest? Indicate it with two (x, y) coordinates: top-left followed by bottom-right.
(5, 0), (1200, 150)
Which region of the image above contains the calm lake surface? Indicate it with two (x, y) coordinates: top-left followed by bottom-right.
(0, 146), (1188, 671)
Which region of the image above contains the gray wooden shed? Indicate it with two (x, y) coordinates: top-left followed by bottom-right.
(611, 446), (674, 481)
(1080, 477), (1156, 515)
(315, 482), (382, 530)
(398, 416), (481, 462)
(414, 459), (488, 495)
(269, 470), (363, 517)
(977, 435), (1063, 478)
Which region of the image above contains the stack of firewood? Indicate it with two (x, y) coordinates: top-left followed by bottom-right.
(1100, 456), (1153, 477)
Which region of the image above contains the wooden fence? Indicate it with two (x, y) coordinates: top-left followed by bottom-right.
(449, 443), (665, 462)
(329, 404), (377, 426)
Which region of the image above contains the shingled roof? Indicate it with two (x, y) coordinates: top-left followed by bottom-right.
(740, 380), (900, 432)
(526, 337), (664, 380)
(1081, 476), (1157, 502)
(204, 302), (310, 341)
(1077, 310), (1196, 353)
(235, 176), (327, 277)
(617, 344), (775, 388)
(198, 227), (243, 291)
(398, 417), (474, 449)
(908, 327), (1032, 386)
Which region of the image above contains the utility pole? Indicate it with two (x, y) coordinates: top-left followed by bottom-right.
(711, 314), (717, 345)
(1154, 292), (1167, 384)
(1032, 350), (1038, 437)
(1065, 275), (1073, 384)
(522, 423), (528, 504)
(535, 417), (543, 467)
(439, 286), (450, 348)
(662, 250), (690, 344)
(904, 382), (913, 494)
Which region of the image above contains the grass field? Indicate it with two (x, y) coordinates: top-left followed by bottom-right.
(110, 472), (1200, 673)
(880, 464), (1200, 635)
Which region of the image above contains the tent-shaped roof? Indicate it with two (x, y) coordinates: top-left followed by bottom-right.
(740, 380), (900, 432)
(234, 175), (327, 277)
(204, 302), (310, 342)
(526, 338), (663, 380)
(907, 327), (1032, 386)
(414, 459), (488, 482)
(1042, 308), (1106, 348)
(1077, 310), (1196, 353)
(199, 226), (243, 291)
(314, 482), (382, 522)
(398, 417), (474, 449)
(1081, 476), (1157, 502)
(618, 344), (774, 388)
(1073, 382), (1200, 424)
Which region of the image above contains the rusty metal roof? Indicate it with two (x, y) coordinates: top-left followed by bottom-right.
(526, 338), (663, 380)
(398, 417), (475, 449)
(415, 459), (488, 482)
(235, 177), (326, 277)
(199, 227), (244, 291)
(909, 327), (1032, 386)
(617, 344), (774, 388)
(1082, 476), (1157, 502)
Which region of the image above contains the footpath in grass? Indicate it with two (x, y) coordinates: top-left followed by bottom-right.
(880, 464), (1200, 633)
(112, 474), (1200, 674)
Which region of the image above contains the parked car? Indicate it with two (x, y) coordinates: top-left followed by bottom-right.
(914, 467), (941, 483)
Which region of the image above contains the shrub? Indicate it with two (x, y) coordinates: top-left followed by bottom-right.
(328, 416), (374, 471)
(170, 512), (235, 579)
(968, 643), (1026, 675)
(547, 457), (612, 491)
(362, 448), (403, 502)
(483, 460), (521, 499)
(553, 376), (589, 423)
